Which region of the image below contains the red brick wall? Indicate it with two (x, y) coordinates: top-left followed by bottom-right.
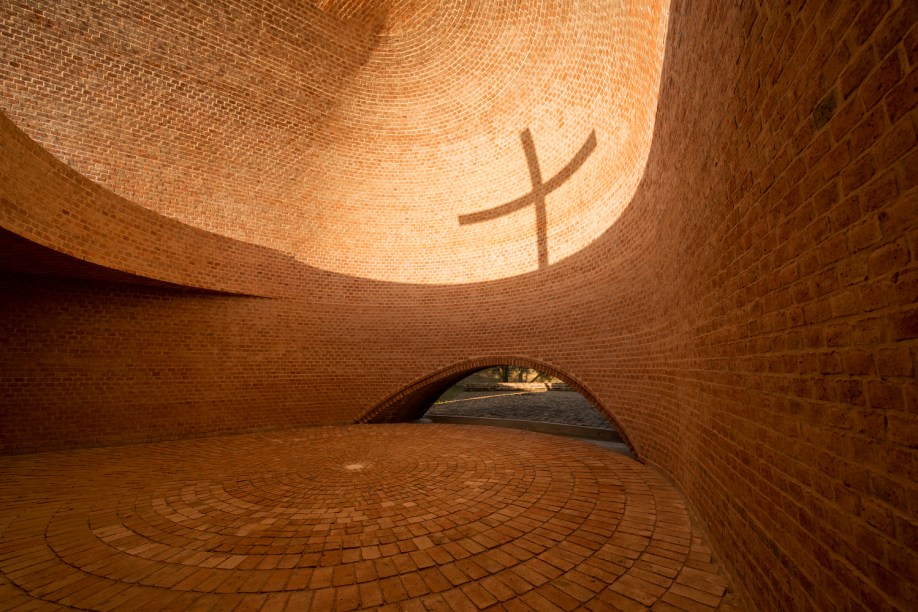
(646, 2), (918, 608)
(1, 1), (916, 609)
(0, 0), (669, 284)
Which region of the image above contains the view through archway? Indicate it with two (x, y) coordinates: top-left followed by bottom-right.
(421, 366), (632, 457)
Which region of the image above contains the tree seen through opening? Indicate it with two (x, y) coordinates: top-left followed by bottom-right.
(422, 366), (630, 456)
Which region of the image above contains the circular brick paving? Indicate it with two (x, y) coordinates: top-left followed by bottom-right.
(0, 425), (738, 610)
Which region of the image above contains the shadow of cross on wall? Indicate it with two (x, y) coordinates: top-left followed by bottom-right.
(459, 128), (597, 269)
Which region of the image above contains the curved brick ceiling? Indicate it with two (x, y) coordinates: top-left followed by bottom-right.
(0, 0), (669, 284)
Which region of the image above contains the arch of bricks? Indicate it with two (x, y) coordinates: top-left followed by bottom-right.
(1, 1), (917, 610)
(358, 356), (639, 458)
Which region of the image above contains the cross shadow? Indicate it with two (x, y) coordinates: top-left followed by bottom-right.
(459, 128), (597, 268)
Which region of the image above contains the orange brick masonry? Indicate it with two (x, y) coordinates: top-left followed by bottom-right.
(0, 425), (740, 611)
(0, 1), (916, 610)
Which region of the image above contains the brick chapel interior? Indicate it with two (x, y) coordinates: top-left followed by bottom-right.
(1, 1), (916, 610)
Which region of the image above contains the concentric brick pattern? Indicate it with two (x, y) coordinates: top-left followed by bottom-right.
(0, 425), (738, 610)
(1, 0), (917, 610)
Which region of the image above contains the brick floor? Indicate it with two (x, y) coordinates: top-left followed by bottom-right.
(426, 391), (614, 430)
(0, 425), (741, 610)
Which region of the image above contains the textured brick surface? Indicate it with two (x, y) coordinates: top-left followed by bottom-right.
(0, 425), (739, 610)
(0, 0), (669, 285)
(0, 0), (916, 610)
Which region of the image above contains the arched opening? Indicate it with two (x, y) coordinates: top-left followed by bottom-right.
(422, 366), (633, 457)
(358, 357), (639, 459)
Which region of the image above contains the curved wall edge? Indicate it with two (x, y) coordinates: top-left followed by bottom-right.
(1, 1), (916, 610)
(0, 113), (304, 297)
(359, 356), (640, 459)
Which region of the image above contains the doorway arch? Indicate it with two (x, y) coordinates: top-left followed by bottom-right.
(357, 356), (638, 459)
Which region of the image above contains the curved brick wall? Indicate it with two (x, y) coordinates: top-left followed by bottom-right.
(0, 0), (668, 284)
(1, 1), (917, 610)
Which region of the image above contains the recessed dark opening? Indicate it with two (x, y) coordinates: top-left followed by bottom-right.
(421, 366), (633, 457)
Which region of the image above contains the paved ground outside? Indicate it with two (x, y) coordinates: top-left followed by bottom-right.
(0, 424), (741, 610)
(426, 390), (615, 430)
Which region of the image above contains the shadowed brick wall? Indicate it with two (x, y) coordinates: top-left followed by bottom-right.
(1, 1), (916, 610)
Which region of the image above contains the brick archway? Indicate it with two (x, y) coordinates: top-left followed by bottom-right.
(358, 356), (638, 459)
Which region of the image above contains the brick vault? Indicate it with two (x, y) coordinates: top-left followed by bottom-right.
(1, 1), (916, 610)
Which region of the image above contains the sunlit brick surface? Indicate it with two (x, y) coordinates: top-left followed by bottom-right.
(0, 425), (739, 611)
(0, 0), (669, 283)
(1, 0), (917, 610)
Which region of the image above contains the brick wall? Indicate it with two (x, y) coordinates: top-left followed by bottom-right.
(0, 0), (916, 609)
(650, 3), (917, 609)
(0, 0), (669, 284)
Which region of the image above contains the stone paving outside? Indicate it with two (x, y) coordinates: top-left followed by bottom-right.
(426, 390), (615, 430)
(0, 424), (742, 610)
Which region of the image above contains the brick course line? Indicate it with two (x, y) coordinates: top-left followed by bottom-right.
(0, 425), (739, 610)
(0, 0), (915, 609)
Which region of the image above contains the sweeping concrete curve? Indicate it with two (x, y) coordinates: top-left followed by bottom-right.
(1, 2), (916, 610)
